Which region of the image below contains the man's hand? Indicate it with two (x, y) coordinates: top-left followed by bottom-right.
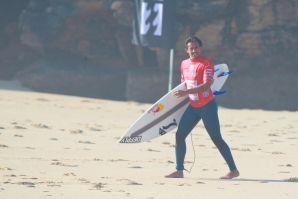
(172, 90), (188, 98)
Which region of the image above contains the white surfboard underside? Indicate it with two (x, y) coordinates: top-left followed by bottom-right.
(118, 64), (230, 144)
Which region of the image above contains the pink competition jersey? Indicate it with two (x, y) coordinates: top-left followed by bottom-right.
(180, 55), (214, 108)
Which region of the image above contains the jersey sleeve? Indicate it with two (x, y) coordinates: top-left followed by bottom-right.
(180, 64), (185, 83)
(203, 62), (214, 84)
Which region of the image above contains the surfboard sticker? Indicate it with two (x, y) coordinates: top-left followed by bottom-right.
(148, 103), (164, 115)
(158, 119), (178, 136)
(119, 136), (142, 143)
(118, 63), (232, 144)
(162, 119), (177, 130)
(130, 98), (189, 137)
(159, 128), (167, 136)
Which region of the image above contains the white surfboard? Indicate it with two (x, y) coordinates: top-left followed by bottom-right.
(118, 64), (232, 144)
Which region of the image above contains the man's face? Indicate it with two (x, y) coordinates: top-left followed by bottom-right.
(185, 41), (202, 60)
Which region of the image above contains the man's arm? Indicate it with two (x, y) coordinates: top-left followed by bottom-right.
(173, 82), (212, 98)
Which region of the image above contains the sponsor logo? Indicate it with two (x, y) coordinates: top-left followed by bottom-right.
(206, 69), (213, 77)
(203, 91), (209, 97)
(162, 119), (177, 130)
(189, 64), (194, 71)
(184, 72), (198, 77)
(140, 0), (164, 36)
(119, 136), (142, 143)
(148, 103), (164, 115)
(206, 72), (213, 77)
(159, 128), (167, 135)
(159, 119), (177, 136)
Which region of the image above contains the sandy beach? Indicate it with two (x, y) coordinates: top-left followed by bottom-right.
(0, 80), (298, 199)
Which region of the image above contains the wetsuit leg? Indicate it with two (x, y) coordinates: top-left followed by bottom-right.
(175, 105), (200, 170)
(201, 99), (237, 171)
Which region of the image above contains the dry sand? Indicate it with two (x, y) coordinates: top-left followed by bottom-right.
(0, 80), (298, 199)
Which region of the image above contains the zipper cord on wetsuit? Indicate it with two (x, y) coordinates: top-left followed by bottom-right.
(184, 132), (196, 173)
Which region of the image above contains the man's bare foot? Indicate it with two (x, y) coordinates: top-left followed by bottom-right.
(220, 169), (240, 179)
(164, 170), (184, 178)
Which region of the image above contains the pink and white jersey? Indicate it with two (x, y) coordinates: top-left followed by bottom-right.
(180, 55), (214, 108)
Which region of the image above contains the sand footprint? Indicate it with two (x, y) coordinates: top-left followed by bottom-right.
(93, 158), (103, 161)
(271, 151), (283, 154)
(14, 126), (26, 129)
(270, 139), (283, 143)
(78, 178), (90, 184)
(15, 182), (35, 188)
(45, 181), (61, 187)
(107, 159), (128, 162)
(92, 182), (107, 190)
(230, 148), (251, 152)
(147, 148), (160, 152)
(287, 137), (297, 139)
(31, 124), (50, 129)
(14, 134), (23, 137)
(25, 147), (35, 150)
(162, 142), (175, 147)
(117, 178), (142, 185)
(177, 183), (191, 186)
(63, 173), (76, 176)
(238, 148), (251, 152)
(155, 182), (165, 185)
(0, 167), (12, 170)
(69, 129), (83, 134)
(268, 133), (279, 136)
(86, 124), (102, 131)
(78, 141), (95, 144)
(278, 164), (292, 167)
(50, 161), (78, 167)
(128, 166), (142, 169)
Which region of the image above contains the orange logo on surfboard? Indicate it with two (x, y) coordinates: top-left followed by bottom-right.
(148, 103), (164, 115)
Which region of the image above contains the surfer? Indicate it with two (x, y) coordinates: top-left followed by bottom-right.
(165, 37), (240, 179)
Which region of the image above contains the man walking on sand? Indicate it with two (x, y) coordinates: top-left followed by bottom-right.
(165, 36), (240, 179)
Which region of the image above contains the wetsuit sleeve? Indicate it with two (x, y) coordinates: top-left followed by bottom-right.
(203, 63), (214, 84)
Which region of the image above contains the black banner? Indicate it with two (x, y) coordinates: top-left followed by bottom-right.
(132, 0), (176, 49)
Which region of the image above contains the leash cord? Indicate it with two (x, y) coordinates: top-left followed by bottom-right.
(184, 132), (196, 173)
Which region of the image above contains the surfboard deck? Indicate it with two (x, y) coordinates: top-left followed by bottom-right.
(118, 64), (231, 144)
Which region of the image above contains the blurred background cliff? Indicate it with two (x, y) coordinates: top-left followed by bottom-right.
(0, 0), (297, 111)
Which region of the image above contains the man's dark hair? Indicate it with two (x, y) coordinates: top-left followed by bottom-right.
(185, 36), (203, 48)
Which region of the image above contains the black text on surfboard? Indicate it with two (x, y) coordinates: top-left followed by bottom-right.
(119, 136), (142, 143)
(159, 119), (177, 136)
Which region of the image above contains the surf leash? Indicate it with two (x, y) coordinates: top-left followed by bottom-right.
(184, 132), (196, 173)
